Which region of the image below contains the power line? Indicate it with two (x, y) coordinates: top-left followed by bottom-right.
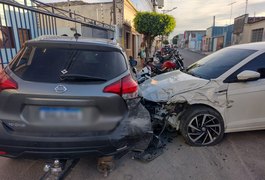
(245, 0), (248, 14)
(228, 1), (236, 25)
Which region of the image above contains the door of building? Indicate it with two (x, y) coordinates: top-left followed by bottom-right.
(132, 34), (136, 58)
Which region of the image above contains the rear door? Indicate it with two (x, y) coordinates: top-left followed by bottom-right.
(0, 43), (129, 136)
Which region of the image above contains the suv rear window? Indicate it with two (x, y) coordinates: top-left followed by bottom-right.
(10, 46), (127, 83)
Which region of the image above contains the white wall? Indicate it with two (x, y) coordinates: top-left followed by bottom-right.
(130, 0), (153, 12)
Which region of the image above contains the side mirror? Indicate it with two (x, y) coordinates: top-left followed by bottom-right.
(237, 70), (260, 82)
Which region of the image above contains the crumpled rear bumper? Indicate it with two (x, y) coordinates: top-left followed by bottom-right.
(0, 101), (153, 159)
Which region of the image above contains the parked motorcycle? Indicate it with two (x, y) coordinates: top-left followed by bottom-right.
(130, 48), (184, 84)
(129, 58), (152, 84)
(136, 65), (152, 84)
(152, 48), (184, 75)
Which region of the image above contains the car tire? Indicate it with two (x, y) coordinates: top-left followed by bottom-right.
(180, 106), (224, 146)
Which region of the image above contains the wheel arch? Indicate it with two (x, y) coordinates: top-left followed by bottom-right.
(180, 103), (225, 123)
(179, 103), (226, 146)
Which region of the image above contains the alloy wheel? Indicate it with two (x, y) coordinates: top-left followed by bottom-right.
(187, 114), (221, 145)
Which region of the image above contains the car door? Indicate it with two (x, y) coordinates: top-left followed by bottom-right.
(225, 52), (265, 132)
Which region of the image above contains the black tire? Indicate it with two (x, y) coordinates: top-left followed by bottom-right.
(180, 106), (224, 146)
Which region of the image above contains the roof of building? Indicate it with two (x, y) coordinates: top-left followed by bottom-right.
(248, 17), (265, 24)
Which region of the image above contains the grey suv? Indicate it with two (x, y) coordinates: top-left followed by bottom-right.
(0, 36), (152, 159)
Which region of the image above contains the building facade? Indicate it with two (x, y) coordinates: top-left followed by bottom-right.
(49, 0), (154, 58)
(46, 1), (117, 38)
(205, 25), (233, 52)
(130, 0), (154, 12)
(233, 14), (265, 45)
(184, 30), (206, 51)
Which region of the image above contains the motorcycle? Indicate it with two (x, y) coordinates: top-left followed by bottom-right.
(135, 65), (152, 84)
(129, 58), (152, 84)
(152, 49), (184, 75)
(130, 48), (184, 84)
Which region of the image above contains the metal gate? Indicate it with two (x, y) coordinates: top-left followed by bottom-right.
(0, 0), (115, 69)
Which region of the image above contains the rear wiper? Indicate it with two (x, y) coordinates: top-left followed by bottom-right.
(60, 74), (107, 82)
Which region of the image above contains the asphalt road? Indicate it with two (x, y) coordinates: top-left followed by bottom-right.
(0, 50), (265, 180)
(178, 49), (206, 67)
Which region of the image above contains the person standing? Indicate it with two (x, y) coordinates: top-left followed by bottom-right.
(129, 56), (137, 67)
(139, 41), (146, 67)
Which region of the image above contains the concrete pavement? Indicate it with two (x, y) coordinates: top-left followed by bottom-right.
(0, 130), (264, 180)
(66, 131), (265, 180)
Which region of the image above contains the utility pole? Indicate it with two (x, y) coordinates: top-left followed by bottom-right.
(228, 1), (236, 25)
(245, 0), (248, 14)
(161, 7), (177, 43)
(68, 0), (71, 17)
(68, 0), (70, 11)
(113, 0), (116, 25)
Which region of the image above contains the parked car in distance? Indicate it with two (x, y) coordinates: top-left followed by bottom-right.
(0, 36), (153, 159)
(140, 42), (265, 146)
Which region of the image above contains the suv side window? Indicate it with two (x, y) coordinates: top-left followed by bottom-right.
(224, 53), (265, 83)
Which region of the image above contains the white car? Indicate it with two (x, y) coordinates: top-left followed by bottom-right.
(140, 42), (265, 146)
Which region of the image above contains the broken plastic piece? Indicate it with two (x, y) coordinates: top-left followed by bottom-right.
(97, 156), (115, 177)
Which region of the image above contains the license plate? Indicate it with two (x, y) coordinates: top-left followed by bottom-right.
(39, 107), (83, 121)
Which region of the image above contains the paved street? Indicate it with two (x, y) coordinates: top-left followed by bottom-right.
(0, 50), (265, 180)
(178, 49), (206, 67)
(0, 131), (265, 180)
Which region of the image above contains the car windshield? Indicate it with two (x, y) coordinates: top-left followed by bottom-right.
(186, 48), (257, 80)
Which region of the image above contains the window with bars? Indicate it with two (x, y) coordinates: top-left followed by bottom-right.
(18, 28), (31, 46)
(251, 28), (264, 42)
(0, 27), (15, 48)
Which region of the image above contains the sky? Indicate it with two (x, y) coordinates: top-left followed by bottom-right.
(41, 0), (265, 38)
(163, 0), (265, 38)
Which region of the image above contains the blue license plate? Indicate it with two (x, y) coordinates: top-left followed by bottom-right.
(39, 107), (83, 121)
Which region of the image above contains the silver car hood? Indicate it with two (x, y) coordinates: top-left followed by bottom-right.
(139, 70), (209, 102)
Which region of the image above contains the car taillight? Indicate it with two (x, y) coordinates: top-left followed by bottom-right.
(103, 75), (138, 99)
(0, 70), (18, 92)
(0, 151), (7, 155)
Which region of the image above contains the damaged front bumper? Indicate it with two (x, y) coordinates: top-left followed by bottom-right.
(0, 102), (153, 159)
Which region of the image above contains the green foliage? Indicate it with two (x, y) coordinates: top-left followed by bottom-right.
(163, 40), (169, 45)
(172, 35), (178, 44)
(134, 12), (176, 37)
(133, 12), (176, 57)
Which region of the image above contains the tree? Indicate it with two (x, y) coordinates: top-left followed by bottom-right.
(162, 40), (169, 45)
(134, 12), (176, 58)
(172, 35), (178, 45)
